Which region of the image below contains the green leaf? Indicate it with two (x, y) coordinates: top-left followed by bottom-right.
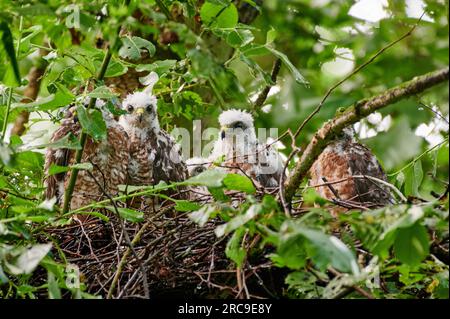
(266, 27), (277, 44)
(76, 105), (107, 141)
(223, 174), (256, 194)
(433, 272), (449, 299)
(266, 46), (309, 85)
(239, 54), (272, 85)
(18, 132), (81, 152)
(206, 0), (230, 5)
(271, 234), (307, 269)
(187, 49), (216, 78)
(104, 59), (128, 78)
(189, 205), (218, 227)
(302, 188), (328, 206)
(226, 29), (254, 48)
(364, 118), (422, 170)
(0, 21), (20, 87)
(12, 150), (44, 171)
(242, 44), (271, 57)
(225, 227), (246, 267)
(17, 4), (55, 16)
(119, 36), (156, 60)
(185, 169), (227, 188)
(87, 86), (118, 99)
(73, 211), (110, 222)
(61, 46), (96, 76)
(394, 223), (429, 266)
(396, 171), (406, 189)
(0, 265), (8, 284)
(0, 143), (12, 165)
(117, 181), (169, 193)
(105, 206), (144, 223)
(173, 91), (204, 119)
(373, 206), (425, 259)
(200, 2), (238, 28)
(19, 25), (42, 54)
(285, 271), (325, 298)
(4, 244), (52, 275)
(47, 271), (61, 299)
(215, 203), (262, 237)
(14, 83), (74, 111)
(174, 200), (202, 212)
(208, 187), (230, 201)
(277, 222), (360, 274)
(47, 163), (93, 176)
(405, 160), (423, 197)
(390, 205), (425, 230)
(105, 100), (126, 116)
(136, 60), (177, 77)
(301, 229), (359, 274)
(372, 229), (397, 259)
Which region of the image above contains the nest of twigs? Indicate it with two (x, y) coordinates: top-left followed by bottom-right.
(36, 191), (284, 299)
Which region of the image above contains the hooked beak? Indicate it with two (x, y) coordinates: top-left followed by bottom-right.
(134, 107), (145, 122)
(220, 126), (228, 140)
(72, 110), (78, 123)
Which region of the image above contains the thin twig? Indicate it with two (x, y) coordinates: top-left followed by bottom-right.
(292, 12), (425, 141)
(279, 145), (300, 217)
(388, 137), (449, 177)
(418, 101), (449, 124)
(106, 206), (171, 299)
(354, 175), (407, 203)
(328, 268), (375, 299)
(85, 169), (150, 299)
(322, 177), (341, 199)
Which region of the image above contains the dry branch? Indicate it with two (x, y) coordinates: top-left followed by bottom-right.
(284, 67), (449, 203)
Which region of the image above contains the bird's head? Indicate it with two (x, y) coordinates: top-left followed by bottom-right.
(120, 72), (160, 132)
(218, 109), (256, 142)
(341, 126), (356, 142)
(121, 92), (158, 129)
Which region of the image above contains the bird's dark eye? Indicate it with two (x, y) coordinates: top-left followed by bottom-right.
(146, 104), (153, 113)
(233, 122), (245, 129)
(127, 105), (134, 112)
(195, 166), (206, 174)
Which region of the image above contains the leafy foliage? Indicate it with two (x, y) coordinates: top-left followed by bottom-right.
(0, 0), (448, 299)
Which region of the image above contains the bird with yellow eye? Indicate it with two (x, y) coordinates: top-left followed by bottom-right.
(118, 72), (188, 195)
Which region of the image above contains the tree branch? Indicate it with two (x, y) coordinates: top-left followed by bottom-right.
(11, 50), (48, 136)
(284, 67), (449, 203)
(292, 12), (425, 141)
(253, 58), (282, 112)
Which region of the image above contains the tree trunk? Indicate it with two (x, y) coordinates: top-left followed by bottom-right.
(10, 65), (46, 136)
